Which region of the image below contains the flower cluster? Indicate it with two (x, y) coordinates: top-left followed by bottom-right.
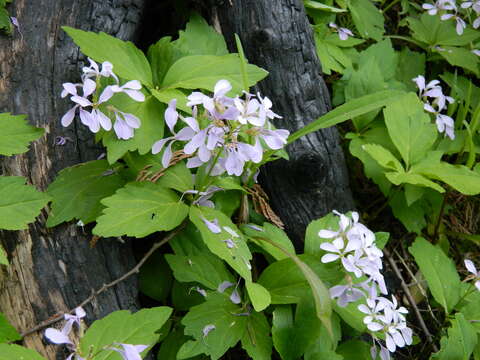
(328, 22), (354, 40)
(413, 75), (455, 140)
(318, 211), (412, 360)
(61, 58), (144, 140)
(423, 0), (480, 35)
(152, 79), (289, 176)
(44, 307), (148, 360)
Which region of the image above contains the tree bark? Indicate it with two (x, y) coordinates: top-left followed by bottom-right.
(208, 0), (355, 245)
(0, 1), (145, 358)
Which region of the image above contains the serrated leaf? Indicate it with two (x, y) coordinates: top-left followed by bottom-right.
(389, 191), (427, 233)
(161, 54), (268, 95)
(433, 313), (478, 360)
(172, 13), (228, 56)
(243, 222), (296, 261)
(46, 160), (125, 227)
(0, 344), (46, 360)
(0, 176), (50, 230)
(0, 313), (21, 343)
(79, 307), (172, 360)
(383, 93), (437, 167)
(63, 27), (153, 86)
(156, 161), (193, 193)
(0, 113), (44, 156)
(439, 46), (479, 76)
(102, 95), (165, 164)
(165, 252), (235, 290)
(93, 182), (189, 237)
(409, 237), (461, 312)
(304, 213), (339, 257)
(181, 293), (247, 360)
(246, 282), (271, 312)
(189, 206), (252, 281)
(241, 312), (273, 360)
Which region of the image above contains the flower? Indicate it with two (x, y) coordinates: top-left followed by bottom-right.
(464, 259), (480, 291)
(330, 283), (364, 307)
(109, 343), (149, 360)
(45, 307), (86, 346)
(113, 110), (141, 140)
(424, 103), (455, 139)
(441, 13), (467, 35)
(328, 22), (354, 40)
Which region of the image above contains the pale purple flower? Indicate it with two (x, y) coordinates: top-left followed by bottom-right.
(223, 226), (239, 238)
(423, 0), (456, 14)
(44, 307), (85, 347)
(255, 128), (289, 150)
(441, 13), (467, 35)
(113, 110), (141, 140)
(234, 95), (263, 126)
(188, 186), (223, 208)
(202, 324), (216, 337)
(201, 217), (221, 234)
(223, 238), (236, 249)
(328, 22), (354, 40)
(230, 288), (241, 304)
(109, 344), (148, 360)
(330, 283), (364, 307)
(108, 80), (145, 102)
(465, 259), (480, 291)
(462, 0), (480, 12)
(218, 281), (234, 293)
(473, 49), (480, 56)
(82, 58), (118, 83)
(187, 79), (238, 120)
(194, 286), (207, 297)
(424, 103), (455, 139)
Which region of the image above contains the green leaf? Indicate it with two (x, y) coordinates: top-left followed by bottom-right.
(241, 311), (273, 360)
(0, 176), (50, 230)
(272, 306), (295, 360)
(336, 340), (370, 359)
(258, 254), (343, 304)
(347, 0), (384, 40)
(0, 245), (7, 266)
(257, 253), (335, 336)
(385, 171), (445, 193)
(288, 90), (404, 143)
(0, 344), (46, 360)
(93, 181), (189, 237)
(102, 96), (165, 164)
(177, 340), (209, 359)
(165, 252), (235, 290)
(63, 27), (153, 86)
(46, 160), (126, 227)
(189, 206), (252, 281)
(383, 93), (437, 167)
(157, 327), (192, 360)
(389, 190), (427, 233)
(0, 313), (21, 343)
(246, 281), (271, 312)
(147, 36), (176, 87)
(439, 46), (479, 76)
(433, 313), (478, 360)
(161, 54), (268, 95)
(0, 7), (12, 34)
(413, 161), (480, 195)
(408, 237), (461, 312)
(0, 113), (44, 156)
(212, 176), (246, 192)
(172, 13), (228, 56)
(358, 39), (398, 81)
(156, 161), (193, 193)
(243, 222), (296, 261)
(79, 307), (172, 360)
(139, 251), (173, 302)
(304, 0), (346, 12)
(396, 48), (426, 92)
(181, 293), (247, 360)
(362, 144), (403, 172)
(171, 281), (205, 311)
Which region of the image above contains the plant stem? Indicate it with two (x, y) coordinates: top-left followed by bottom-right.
(433, 192), (448, 242)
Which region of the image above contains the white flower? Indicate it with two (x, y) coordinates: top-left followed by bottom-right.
(465, 259), (480, 291)
(109, 343), (149, 360)
(329, 283), (364, 307)
(424, 102), (455, 139)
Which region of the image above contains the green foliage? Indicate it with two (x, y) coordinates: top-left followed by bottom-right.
(433, 313), (478, 360)
(347, 0), (384, 40)
(79, 307), (172, 359)
(189, 206), (253, 281)
(0, 113), (44, 156)
(93, 182), (189, 237)
(0, 344), (46, 360)
(156, 161), (193, 193)
(47, 160), (126, 227)
(409, 237), (461, 313)
(0, 313), (21, 343)
(139, 251), (173, 302)
(0, 176), (50, 230)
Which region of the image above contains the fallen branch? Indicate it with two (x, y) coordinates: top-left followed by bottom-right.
(21, 221), (187, 338)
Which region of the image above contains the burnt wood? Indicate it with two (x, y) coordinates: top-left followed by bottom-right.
(208, 0), (355, 245)
(0, 1), (145, 357)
